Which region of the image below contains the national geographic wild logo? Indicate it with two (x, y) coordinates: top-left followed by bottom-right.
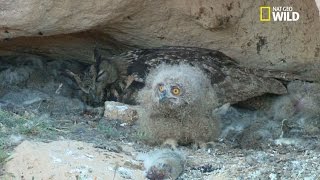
(260, 6), (300, 22)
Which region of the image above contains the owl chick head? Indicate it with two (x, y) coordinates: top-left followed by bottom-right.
(142, 63), (212, 109)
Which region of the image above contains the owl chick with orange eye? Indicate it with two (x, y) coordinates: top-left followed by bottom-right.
(138, 63), (221, 146)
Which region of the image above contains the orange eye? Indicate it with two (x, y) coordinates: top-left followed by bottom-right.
(171, 87), (181, 95)
(159, 85), (165, 92)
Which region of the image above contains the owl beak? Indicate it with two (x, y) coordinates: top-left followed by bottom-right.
(159, 91), (167, 102)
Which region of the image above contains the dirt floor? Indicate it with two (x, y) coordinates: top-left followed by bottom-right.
(2, 132), (320, 179)
(1, 55), (320, 179)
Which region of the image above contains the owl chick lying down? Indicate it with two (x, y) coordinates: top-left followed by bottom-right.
(138, 63), (221, 146)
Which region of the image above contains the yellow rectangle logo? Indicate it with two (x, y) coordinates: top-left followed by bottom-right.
(260, 6), (271, 21)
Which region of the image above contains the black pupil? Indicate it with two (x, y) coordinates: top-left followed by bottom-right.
(173, 88), (179, 94)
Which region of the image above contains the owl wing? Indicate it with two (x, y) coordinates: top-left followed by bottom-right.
(112, 46), (305, 105)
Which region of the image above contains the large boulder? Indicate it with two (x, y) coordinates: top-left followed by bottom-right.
(0, 0), (143, 38)
(0, 0), (319, 75)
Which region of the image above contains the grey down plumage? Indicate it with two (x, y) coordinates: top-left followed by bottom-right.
(137, 63), (221, 145)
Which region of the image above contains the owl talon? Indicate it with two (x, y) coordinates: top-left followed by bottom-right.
(192, 141), (205, 150)
(161, 139), (178, 150)
(192, 141), (216, 151)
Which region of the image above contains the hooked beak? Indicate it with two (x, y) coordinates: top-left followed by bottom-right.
(159, 91), (167, 102)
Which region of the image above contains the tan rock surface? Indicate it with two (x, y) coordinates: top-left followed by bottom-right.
(0, 0), (319, 75)
(104, 101), (139, 125)
(316, 0), (320, 15)
(0, 0), (143, 38)
(2, 140), (144, 180)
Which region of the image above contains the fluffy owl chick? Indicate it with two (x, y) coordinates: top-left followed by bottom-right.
(138, 63), (221, 145)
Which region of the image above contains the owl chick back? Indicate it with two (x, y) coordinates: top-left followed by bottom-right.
(137, 63), (221, 145)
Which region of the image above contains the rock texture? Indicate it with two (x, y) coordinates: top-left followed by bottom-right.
(317, 0), (320, 15)
(0, 0), (143, 38)
(3, 140), (145, 179)
(104, 101), (139, 125)
(0, 0), (319, 75)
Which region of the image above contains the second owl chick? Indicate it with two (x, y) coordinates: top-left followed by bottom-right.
(138, 63), (221, 146)
(137, 149), (185, 180)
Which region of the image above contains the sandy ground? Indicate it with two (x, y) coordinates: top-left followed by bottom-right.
(3, 140), (145, 180)
(2, 138), (320, 180)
